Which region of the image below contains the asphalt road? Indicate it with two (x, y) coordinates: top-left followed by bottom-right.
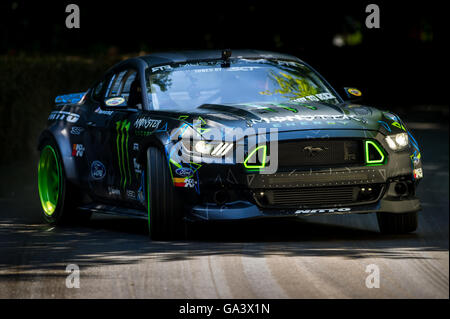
(0, 128), (448, 299)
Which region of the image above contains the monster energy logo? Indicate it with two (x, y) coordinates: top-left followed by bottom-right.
(116, 120), (132, 190)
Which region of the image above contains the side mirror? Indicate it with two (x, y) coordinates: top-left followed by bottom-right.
(343, 87), (363, 102)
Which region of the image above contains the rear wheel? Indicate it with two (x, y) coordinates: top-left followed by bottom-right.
(146, 147), (185, 240)
(38, 139), (91, 225)
(376, 211), (418, 234)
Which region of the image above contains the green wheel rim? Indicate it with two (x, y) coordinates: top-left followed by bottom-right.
(38, 145), (61, 216)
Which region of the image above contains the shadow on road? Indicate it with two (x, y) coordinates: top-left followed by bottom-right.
(0, 211), (447, 281)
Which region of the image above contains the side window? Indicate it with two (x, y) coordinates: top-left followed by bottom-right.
(104, 69), (142, 109)
(106, 71), (127, 98)
(92, 79), (106, 102)
(121, 71), (137, 100)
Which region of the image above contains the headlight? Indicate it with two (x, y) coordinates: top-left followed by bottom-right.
(193, 140), (233, 157)
(385, 133), (409, 151)
(194, 140), (214, 154)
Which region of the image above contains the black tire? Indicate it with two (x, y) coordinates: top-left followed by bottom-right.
(376, 211), (418, 234)
(146, 147), (184, 240)
(38, 138), (91, 225)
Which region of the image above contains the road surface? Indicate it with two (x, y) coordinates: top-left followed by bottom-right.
(0, 128), (448, 298)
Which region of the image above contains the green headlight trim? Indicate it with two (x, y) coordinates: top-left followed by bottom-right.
(244, 145), (267, 169)
(365, 140), (386, 165)
(38, 145), (61, 216)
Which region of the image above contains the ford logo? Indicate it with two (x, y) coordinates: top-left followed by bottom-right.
(91, 160), (106, 180)
(303, 146), (328, 157)
(175, 167), (194, 177)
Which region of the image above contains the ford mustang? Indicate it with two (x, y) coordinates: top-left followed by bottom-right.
(37, 50), (423, 239)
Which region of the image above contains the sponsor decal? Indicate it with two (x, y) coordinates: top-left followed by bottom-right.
(175, 167), (194, 177)
(105, 97), (126, 106)
(137, 171), (145, 203)
(70, 126), (84, 135)
(173, 177), (195, 188)
(391, 121), (406, 131)
(55, 92), (85, 105)
(48, 111), (80, 123)
(133, 158), (142, 175)
(91, 160), (106, 180)
(108, 186), (121, 196)
(134, 117), (161, 130)
(412, 152), (421, 165)
(94, 107), (114, 115)
(347, 88), (362, 97)
(295, 207), (351, 214)
(126, 190), (136, 199)
(277, 105), (298, 113)
(413, 168), (423, 179)
(135, 131), (154, 137)
(115, 120), (132, 190)
(252, 114), (366, 124)
(292, 93), (336, 103)
(72, 144), (85, 157)
(193, 66), (259, 73)
(151, 65), (173, 72)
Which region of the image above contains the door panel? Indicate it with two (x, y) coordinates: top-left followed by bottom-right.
(82, 66), (150, 209)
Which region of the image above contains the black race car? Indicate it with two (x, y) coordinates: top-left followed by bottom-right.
(37, 50), (423, 239)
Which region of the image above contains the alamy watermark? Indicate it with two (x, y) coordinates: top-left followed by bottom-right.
(365, 264), (380, 288)
(365, 4), (380, 29)
(65, 4), (80, 29)
(65, 264), (80, 288)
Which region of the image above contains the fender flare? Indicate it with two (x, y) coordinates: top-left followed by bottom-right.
(136, 132), (169, 167)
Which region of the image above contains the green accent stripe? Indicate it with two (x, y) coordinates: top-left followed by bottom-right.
(116, 119), (132, 190)
(170, 158), (182, 168)
(116, 121), (123, 189)
(124, 121), (131, 187)
(147, 165), (151, 236)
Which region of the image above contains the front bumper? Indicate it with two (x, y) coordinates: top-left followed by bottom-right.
(173, 129), (423, 220)
(188, 195), (421, 221)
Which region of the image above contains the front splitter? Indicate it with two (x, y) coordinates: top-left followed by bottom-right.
(189, 197), (421, 221)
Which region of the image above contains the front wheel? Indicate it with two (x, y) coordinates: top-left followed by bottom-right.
(376, 211), (418, 234)
(146, 147), (185, 240)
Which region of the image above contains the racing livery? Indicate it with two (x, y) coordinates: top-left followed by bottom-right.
(37, 50), (423, 239)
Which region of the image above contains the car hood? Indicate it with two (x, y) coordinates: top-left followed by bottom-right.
(190, 101), (385, 132)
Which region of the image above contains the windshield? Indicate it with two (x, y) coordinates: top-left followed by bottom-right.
(146, 59), (340, 111)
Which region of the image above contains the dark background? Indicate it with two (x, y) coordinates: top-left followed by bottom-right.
(0, 0), (448, 168)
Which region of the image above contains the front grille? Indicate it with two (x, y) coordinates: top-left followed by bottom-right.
(276, 139), (364, 168)
(254, 184), (384, 208)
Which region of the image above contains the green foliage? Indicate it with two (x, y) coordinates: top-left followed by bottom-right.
(0, 55), (112, 165)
